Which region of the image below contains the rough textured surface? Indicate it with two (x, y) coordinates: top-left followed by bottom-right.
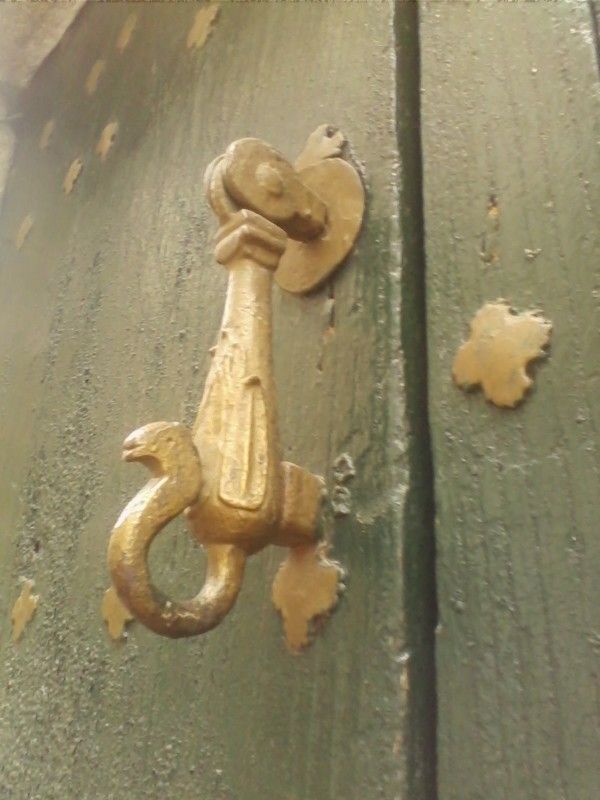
(0, 4), (434, 800)
(421, 3), (600, 799)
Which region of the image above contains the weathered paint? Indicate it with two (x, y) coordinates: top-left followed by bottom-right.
(0, 4), (433, 799)
(421, 3), (600, 798)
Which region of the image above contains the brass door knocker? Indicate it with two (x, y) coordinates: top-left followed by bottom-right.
(107, 126), (364, 647)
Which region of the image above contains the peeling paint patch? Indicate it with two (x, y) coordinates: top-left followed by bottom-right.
(331, 451), (355, 516)
(453, 300), (552, 407)
(15, 213), (33, 250)
(101, 586), (134, 640)
(331, 484), (352, 517)
(95, 120), (118, 162)
(116, 13), (137, 52)
(11, 579), (39, 642)
(63, 157), (83, 194)
(479, 194), (500, 265)
(186, 4), (219, 50)
(85, 59), (105, 95)
(524, 247), (542, 262)
(272, 544), (343, 652)
(333, 452), (355, 484)
(39, 119), (55, 150)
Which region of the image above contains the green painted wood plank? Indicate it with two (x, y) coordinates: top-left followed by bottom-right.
(421, 3), (600, 799)
(0, 4), (432, 799)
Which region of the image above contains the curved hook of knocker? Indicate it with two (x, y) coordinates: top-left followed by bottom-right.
(107, 128), (365, 644)
(107, 421), (247, 638)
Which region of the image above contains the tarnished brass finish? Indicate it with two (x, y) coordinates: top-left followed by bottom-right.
(453, 301), (552, 407)
(108, 127), (363, 642)
(272, 544), (343, 652)
(276, 157), (365, 294)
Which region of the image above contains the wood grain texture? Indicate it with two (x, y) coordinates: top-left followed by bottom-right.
(421, 3), (600, 799)
(0, 4), (432, 799)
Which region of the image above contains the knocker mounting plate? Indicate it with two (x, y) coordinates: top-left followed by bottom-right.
(276, 150), (365, 294)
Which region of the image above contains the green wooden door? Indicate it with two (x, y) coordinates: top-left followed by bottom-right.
(2, 3), (599, 799)
(421, 3), (600, 799)
(0, 5), (434, 800)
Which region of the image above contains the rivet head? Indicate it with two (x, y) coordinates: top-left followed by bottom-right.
(272, 543), (344, 652)
(11, 579), (39, 642)
(186, 4), (219, 50)
(452, 300), (552, 408)
(63, 157), (84, 194)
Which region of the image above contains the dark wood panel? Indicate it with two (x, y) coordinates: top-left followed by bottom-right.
(0, 4), (432, 800)
(421, 3), (600, 799)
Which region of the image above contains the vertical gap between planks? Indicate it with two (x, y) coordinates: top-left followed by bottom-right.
(394, 4), (438, 800)
(590, 1), (600, 76)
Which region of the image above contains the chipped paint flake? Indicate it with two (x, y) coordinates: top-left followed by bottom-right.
(11, 579), (39, 642)
(63, 157), (83, 194)
(272, 543), (343, 652)
(186, 4), (219, 50)
(480, 195), (500, 264)
(15, 214), (33, 250)
(39, 119), (55, 151)
(85, 59), (105, 95)
(116, 13), (137, 52)
(453, 300), (552, 408)
(333, 452), (356, 484)
(102, 586), (134, 640)
(95, 121), (118, 162)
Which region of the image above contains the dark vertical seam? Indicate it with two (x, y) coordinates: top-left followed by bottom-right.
(589, 1), (600, 76)
(394, 3), (438, 800)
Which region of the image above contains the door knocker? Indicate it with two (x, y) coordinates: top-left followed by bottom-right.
(107, 126), (365, 647)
